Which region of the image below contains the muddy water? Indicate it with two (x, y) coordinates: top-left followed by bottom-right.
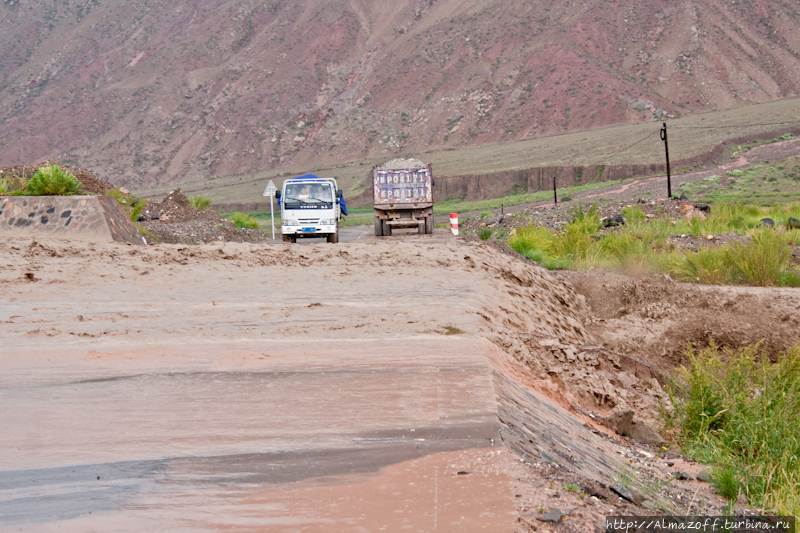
(0, 238), (597, 531)
(0, 338), (515, 531)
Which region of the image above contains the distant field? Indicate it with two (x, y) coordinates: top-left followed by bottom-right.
(137, 99), (800, 205)
(685, 156), (800, 205)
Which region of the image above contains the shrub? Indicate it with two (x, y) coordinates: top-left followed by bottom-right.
(670, 247), (733, 285)
(189, 194), (212, 210)
(509, 224), (556, 256)
(668, 343), (800, 515)
(23, 165), (83, 196)
(778, 270), (800, 287)
(107, 187), (146, 221)
(229, 212), (259, 229)
(621, 205), (646, 222)
(0, 179), (9, 195)
(602, 232), (652, 272)
(727, 228), (790, 286)
(478, 227), (493, 240)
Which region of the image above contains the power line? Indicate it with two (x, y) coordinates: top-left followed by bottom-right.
(594, 130), (660, 166)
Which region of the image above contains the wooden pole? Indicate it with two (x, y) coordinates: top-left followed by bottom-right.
(660, 123), (672, 198)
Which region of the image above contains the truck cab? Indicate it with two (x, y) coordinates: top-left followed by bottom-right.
(280, 175), (342, 243)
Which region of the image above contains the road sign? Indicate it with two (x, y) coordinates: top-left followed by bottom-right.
(264, 180), (278, 239)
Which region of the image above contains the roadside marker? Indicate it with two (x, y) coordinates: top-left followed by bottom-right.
(263, 180), (277, 240)
(450, 212), (459, 236)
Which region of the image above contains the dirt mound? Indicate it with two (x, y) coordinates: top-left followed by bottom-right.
(0, 160), (113, 195)
(566, 270), (800, 371)
(141, 220), (269, 245)
(143, 189), (221, 223)
(139, 189), (269, 244)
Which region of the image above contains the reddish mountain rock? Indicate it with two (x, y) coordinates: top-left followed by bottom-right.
(1, 0), (799, 190)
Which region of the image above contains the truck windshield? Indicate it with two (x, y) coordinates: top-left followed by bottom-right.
(284, 183), (334, 208)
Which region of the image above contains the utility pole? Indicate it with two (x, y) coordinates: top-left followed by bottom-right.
(553, 176), (557, 205)
(660, 123), (672, 198)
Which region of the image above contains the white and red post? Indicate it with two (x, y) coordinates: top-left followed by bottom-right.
(450, 212), (458, 235)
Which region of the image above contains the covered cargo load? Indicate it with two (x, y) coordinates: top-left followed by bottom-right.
(372, 158), (434, 236)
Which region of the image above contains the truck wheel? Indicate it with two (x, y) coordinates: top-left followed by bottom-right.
(425, 214), (434, 234)
(374, 217), (383, 237)
(381, 220), (392, 237)
(282, 234), (293, 243)
(327, 230), (339, 243)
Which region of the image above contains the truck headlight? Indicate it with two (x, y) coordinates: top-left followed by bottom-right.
(282, 219), (298, 226)
(319, 218), (335, 225)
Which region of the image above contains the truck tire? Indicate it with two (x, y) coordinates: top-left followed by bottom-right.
(425, 214), (434, 234)
(327, 229), (339, 243)
(374, 217), (383, 236)
(282, 234), (293, 243)
(381, 220), (392, 237)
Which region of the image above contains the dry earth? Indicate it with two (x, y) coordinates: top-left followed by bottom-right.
(2, 234), (794, 531)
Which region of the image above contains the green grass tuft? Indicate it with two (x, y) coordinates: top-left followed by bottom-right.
(189, 194), (213, 210)
(728, 228), (790, 286)
(229, 212), (260, 229)
(478, 227), (493, 240)
(22, 165), (83, 196)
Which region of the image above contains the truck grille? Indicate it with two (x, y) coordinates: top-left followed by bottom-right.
(298, 218), (319, 224)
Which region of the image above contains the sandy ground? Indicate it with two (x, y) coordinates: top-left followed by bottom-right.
(0, 235), (786, 532)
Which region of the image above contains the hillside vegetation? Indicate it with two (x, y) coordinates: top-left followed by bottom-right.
(2, 0), (800, 194)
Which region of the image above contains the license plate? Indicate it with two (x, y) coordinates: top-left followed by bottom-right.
(301, 227), (316, 233)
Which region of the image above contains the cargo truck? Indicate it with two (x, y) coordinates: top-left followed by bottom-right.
(279, 174), (343, 243)
(372, 161), (434, 236)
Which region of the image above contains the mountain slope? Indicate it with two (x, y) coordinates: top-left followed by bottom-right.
(1, 0), (799, 190)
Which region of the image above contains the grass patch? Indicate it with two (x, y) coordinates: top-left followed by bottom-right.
(21, 165), (83, 196)
(189, 194), (212, 210)
(667, 343), (800, 516)
(107, 187), (146, 222)
(479, 227), (493, 240)
(434, 178), (633, 216)
(507, 201), (800, 285)
(444, 325), (466, 334)
(727, 228), (791, 286)
(228, 212), (260, 229)
(683, 156), (800, 205)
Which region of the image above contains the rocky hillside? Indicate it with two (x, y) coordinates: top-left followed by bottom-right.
(1, 0), (799, 190)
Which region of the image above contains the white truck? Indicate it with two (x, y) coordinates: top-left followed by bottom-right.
(279, 174), (343, 243)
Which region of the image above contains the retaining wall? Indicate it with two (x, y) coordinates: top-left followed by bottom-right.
(0, 195), (143, 245)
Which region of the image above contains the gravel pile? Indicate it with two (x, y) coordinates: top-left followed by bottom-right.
(141, 189), (221, 223)
(141, 220), (270, 245)
(139, 188), (270, 244)
(376, 158), (427, 169)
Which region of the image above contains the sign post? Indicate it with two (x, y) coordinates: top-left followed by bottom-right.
(263, 180), (277, 239)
